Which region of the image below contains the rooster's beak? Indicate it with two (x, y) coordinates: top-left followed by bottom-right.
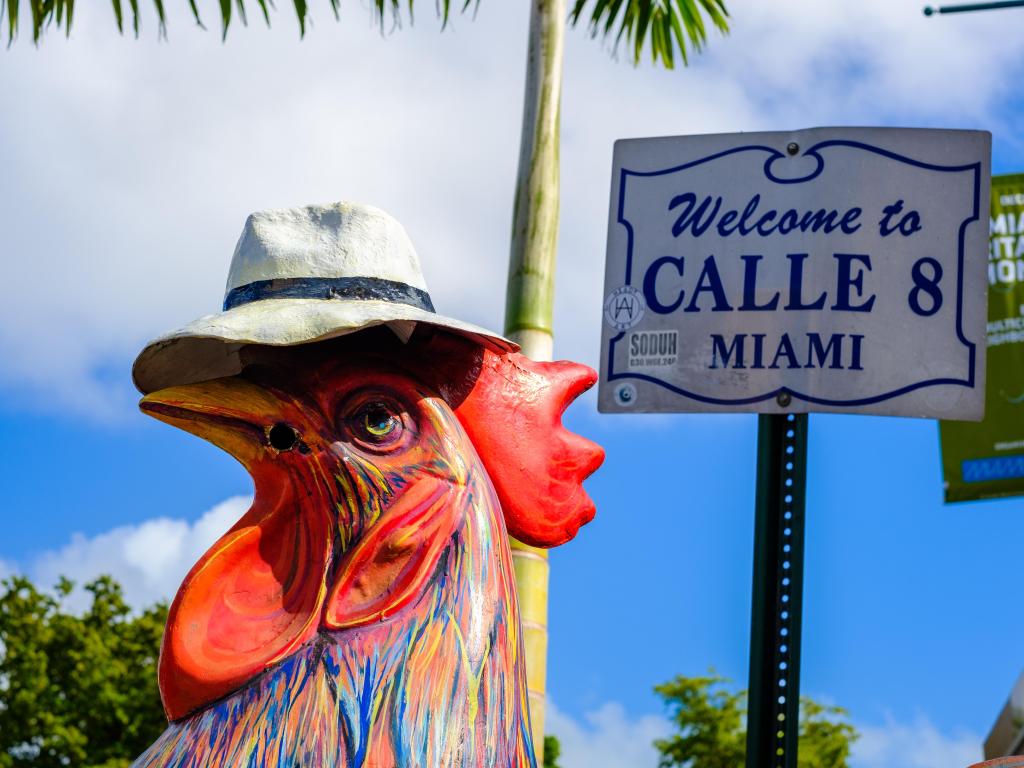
(140, 377), (285, 466)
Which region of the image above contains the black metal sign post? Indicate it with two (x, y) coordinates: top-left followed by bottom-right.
(745, 413), (809, 768)
(923, 1), (1024, 15)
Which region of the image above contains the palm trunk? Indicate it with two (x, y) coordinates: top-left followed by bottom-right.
(505, 0), (566, 762)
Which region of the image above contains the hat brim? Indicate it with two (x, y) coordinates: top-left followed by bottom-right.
(132, 298), (517, 394)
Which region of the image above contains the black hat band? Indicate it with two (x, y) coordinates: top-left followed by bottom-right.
(224, 276), (436, 313)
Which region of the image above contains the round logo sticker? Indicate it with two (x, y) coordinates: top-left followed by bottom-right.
(614, 382), (638, 408)
(603, 285), (646, 332)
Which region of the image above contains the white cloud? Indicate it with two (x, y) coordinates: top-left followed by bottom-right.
(23, 496), (249, 609)
(547, 699), (671, 768)
(852, 714), (983, 768)
(546, 698), (984, 768)
(0, 3), (530, 419)
(0, 1), (1022, 419)
(709, 0), (1022, 126)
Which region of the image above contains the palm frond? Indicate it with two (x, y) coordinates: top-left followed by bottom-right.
(1, 0), (477, 44)
(372, 0), (475, 32)
(2, 0), (193, 42)
(569, 0), (729, 69)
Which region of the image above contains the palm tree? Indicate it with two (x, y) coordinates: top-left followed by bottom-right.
(4, 0), (729, 760)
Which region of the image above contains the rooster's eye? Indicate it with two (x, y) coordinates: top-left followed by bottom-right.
(351, 402), (403, 447)
(364, 407), (397, 437)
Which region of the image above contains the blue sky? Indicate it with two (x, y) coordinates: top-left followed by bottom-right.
(2, 1), (1024, 765)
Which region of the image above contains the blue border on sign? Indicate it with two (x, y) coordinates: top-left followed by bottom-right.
(606, 139), (981, 408)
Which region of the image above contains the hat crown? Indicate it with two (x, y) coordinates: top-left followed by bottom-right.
(133, 199), (514, 396)
(225, 202), (428, 295)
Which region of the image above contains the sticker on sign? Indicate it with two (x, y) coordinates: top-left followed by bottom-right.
(598, 127), (991, 419)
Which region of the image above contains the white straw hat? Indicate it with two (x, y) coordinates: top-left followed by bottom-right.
(132, 201), (516, 394)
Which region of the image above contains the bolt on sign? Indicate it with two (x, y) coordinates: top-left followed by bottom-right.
(598, 127), (991, 419)
(940, 174), (1024, 502)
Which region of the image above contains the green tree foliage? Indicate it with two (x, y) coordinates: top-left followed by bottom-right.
(0, 575), (168, 768)
(2, 0), (728, 68)
(543, 734), (563, 768)
(654, 673), (858, 768)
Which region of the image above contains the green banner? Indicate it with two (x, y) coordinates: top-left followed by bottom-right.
(941, 173), (1024, 502)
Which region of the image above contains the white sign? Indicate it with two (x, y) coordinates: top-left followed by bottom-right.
(598, 127), (991, 419)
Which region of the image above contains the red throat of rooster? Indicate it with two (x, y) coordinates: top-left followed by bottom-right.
(140, 336), (604, 722)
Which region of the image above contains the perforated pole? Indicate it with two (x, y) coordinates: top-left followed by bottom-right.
(746, 413), (808, 768)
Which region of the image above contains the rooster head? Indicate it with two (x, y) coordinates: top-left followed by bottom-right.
(139, 328), (603, 722)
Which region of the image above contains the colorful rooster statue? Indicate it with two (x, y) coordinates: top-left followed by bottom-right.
(130, 203), (604, 767)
